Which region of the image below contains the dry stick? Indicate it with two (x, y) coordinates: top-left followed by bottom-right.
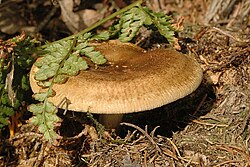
(150, 126), (160, 138)
(165, 138), (200, 165)
(192, 119), (228, 127)
(148, 153), (157, 164)
(185, 158), (193, 167)
(192, 93), (207, 116)
(215, 160), (243, 167)
(63, 126), (88, 140)
(131, 135), (145, 145)
(228, 145), (250, 164)
(120, 122), (162, 153)
(54, 97), (70, 115)
(212, 27), (249, 43)
(166, 138), (182, 161)
(194, 27), (209, 40)
(217, 144), (250, 165)
(33, 142), (46, 167)
(143, 150), (148, 167)
(160, 146), (178, 161)
(205, 0), (223, 23)
(240, 109), (250, 136)
(124, 129), (138, 142)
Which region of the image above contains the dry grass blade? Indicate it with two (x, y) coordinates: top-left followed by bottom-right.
(33, 143), (46, 167)
(212, 27), (250, 43)
(215, 160), (244, 167)
(192, 119), (229, 127)
(120, 122), (162, 153)
(217, 144), (250, 165)
(150, 125), (160, 138)
(192, 93), (207, 116)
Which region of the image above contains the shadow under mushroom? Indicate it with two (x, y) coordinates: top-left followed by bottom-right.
(121, 81), (216, 138)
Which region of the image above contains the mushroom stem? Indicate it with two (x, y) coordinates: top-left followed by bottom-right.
(99, 114), (124, 130)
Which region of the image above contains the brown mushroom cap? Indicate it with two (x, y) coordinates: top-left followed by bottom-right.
(30, 40), (203, 114)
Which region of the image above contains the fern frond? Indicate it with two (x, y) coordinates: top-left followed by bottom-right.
(91, 31), (110, 41)
(118, 7), (151, 42)
(28, 101), (59, 140)
(29, 38), (78, 141)
(59, 53), (88, 76)
(143, 7), (175, 42)
(0, 105), (14, 128)
(76, 34), (107, 64)
(98, 6), (175, 43)
(79, 45), (106, 64)
(29, 34), (107, 141)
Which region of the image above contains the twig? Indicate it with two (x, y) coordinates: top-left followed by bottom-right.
(215, 160), (242, 167)
(63, 126), (88, 140)
(143, 150), (148, 167)
(148, 153), (157, 164)
(192, 93), (207, 116)
(212, 27), (249, 43)
(54, 97), (70, 115)
(124, 129), (138, 142)
(194, 27), (209, 40)
(150, 126), (160, 138)
(120, 122), (162, 153)
(165, 138), (199, 165)
(131, 135), (145, 145)
(155, 136), (178, 160)
(217, 144), (250, 165)
(166, 138), (181, 159)
(192, 119), (228, 127)
(33, 142), (47, 167)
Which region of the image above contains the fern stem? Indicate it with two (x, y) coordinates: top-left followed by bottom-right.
(42, 0), (144, 48)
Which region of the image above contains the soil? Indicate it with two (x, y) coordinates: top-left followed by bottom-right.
(0, 0), (249, 166)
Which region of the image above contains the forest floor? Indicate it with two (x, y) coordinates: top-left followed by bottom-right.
(0, 0), (249, 166)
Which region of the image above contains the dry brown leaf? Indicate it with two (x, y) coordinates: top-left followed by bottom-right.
(206, 71), (222, 85)
(58, 0), (81, 33)
(58, 1), (103, 33)
(78, 9), (104, 27)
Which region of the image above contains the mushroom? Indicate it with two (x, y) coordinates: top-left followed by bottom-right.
(30, 40), (203, 130)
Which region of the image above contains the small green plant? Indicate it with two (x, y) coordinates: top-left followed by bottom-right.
(0, 32), (36, 129)
(1, 0), (176, 141)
